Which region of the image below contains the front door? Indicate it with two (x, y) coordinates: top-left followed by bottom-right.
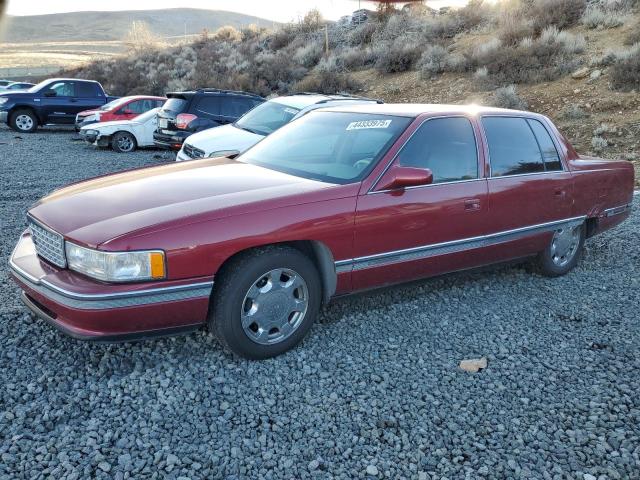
(351, 116), (489, 291)
(39, 80), (77, 124)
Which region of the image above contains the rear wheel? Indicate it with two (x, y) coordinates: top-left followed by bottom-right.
(209, 246), (321, 359)
(111, 131), (137, 153)
(535, 223), (585, 277)
(10, 109), (37, 133)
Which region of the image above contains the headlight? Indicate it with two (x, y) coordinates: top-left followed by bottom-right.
(209, 149), (240, 158)
(84, 129), (99, 135)
(65, 242), (165, 282)
(85, 113), (100, 122)
(0, 98), (8, 105)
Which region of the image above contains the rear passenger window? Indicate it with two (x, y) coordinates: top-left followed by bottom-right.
(482, 117), (545, 176)
(527, 119), (562, 171)
(76, 82), (98, 97)
(195, 97), (221, 116)
(397, 117), (478, 184)
(221, 97), (254, 118)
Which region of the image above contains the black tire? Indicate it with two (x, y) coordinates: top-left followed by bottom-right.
(111, 131), (137, 153)
(535, 223), (585, 277)
(9, 109), (38, 133)
(209, 245), (322, 359)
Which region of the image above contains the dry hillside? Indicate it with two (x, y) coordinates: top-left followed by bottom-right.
(60, 1), (640, 184)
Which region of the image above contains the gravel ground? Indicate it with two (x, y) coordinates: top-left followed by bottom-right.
(1, 125), (639, 480)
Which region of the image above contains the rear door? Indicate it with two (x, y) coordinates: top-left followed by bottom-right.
(481, 115), (574, 261)
(351, 115), (489, 291)
(75, 82), (105, 113)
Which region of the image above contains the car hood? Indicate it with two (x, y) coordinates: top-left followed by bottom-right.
(29, 158), (337, 247)
(0, 91), (33, 99)
(82, 119), (136, 130)
(78, 109), (101, 116)
(186, 123), (264, 155)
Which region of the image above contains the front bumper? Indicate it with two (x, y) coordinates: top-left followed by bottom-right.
(9, 231), (212, 341)
(153, 130), (189, 150)
(79, 130), (99, 143)
(75, 118), (98, 131)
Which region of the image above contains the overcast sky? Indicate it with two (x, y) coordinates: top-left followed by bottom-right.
(5, 0), (469, 22)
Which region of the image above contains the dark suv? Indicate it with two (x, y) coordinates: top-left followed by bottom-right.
(153, 88), (264, 150)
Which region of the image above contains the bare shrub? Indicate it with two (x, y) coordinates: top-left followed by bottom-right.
(527, 0), (587, 32)
(581, 7), (625, 28)
(498, 15), (535, 46)
(560, 104), (588, 119)
(337, 46), (377, 70)
(348, 21), (379, 46)
(417, 45), (450, 77)
(374, 40), (421, 73)
(468, 27), (585, 84)
(123, 21), (163, 53)
(294, 42), (324, 68)
(489, 85), (528, 109)
(214, 26), (242, 42)
(624, 28), (640, 46)
(610, 43), (640, 91)
(591, 135), (608, 150)
(293, 56), (362, 94)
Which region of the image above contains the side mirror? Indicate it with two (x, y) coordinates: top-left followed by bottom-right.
(43, 91), (57, 97)
(122, 109), (134, 114)
(377, 166), (433, 191)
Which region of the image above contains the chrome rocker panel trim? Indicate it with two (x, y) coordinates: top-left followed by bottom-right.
(602, 203), (632, 218)
(335, 216), (586, 273)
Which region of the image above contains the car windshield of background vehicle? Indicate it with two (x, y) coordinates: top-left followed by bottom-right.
(239, 111), (412, 184)
(234, 101), (301, 136)
(100, 97), (130, 111)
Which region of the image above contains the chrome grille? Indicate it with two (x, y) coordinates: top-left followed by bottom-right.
(184, 143), (205, 159)
(28, 218), (66, 267)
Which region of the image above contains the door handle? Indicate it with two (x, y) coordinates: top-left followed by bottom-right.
(464, 198), (481, 211)
(69, 98), (78, 103)
(554, 189), (566, 198)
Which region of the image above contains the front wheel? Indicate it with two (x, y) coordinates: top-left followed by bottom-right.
(209, 246), (321, 359)
(10, 109), (38, 133)
(535, 223), (585, 277)
(111, 131), (137, 153)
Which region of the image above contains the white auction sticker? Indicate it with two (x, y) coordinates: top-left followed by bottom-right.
(346, 119), (392, 130)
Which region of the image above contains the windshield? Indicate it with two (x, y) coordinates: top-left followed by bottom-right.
(27, 79), (53, 93)
(235, 100), (300, 136)
(161, 97), (188, 113)
(100, 97), (129, 111)
(135, 108), (159, 123)
(239, 111), (412, 184)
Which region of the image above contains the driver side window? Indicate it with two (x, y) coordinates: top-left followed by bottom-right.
(398, 117), (478, 184)
(47, 82), (76, 97)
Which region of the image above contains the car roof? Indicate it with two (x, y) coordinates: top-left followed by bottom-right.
(271, 93), (382, 109)
(166, 89), (263, 99)
(316, 103), (535, 118)
(118, 95), (166, 101)
(45, 78), (101, 84)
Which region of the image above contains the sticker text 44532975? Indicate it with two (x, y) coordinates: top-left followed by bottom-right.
(346, 119), (392, 130)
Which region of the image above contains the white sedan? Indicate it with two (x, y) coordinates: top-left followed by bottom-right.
(79, 107), (159, 153)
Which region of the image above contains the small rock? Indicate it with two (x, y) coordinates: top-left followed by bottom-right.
(97, 462), (111, 473)
(308, 459), (320, 471)
(584, 474), (597, 480)
(590, 69), (602, 80)
(459, 357), (488, 372)
(366, 465), (379, 476)
(571, 67), (590, 79)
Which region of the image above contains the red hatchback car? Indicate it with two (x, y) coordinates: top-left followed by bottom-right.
(75, 95), (166, 131)
(10, 105), (634, 359)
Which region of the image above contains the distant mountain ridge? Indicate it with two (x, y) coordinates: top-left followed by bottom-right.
(0, 8), (278, 43)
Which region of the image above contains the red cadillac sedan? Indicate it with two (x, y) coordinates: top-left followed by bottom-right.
(10, 104), (634, 359)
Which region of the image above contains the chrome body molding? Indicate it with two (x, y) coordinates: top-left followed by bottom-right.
(335, 216), (586, 272)
(9, 258), (213, 310)
(602, 203), (632, 218)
